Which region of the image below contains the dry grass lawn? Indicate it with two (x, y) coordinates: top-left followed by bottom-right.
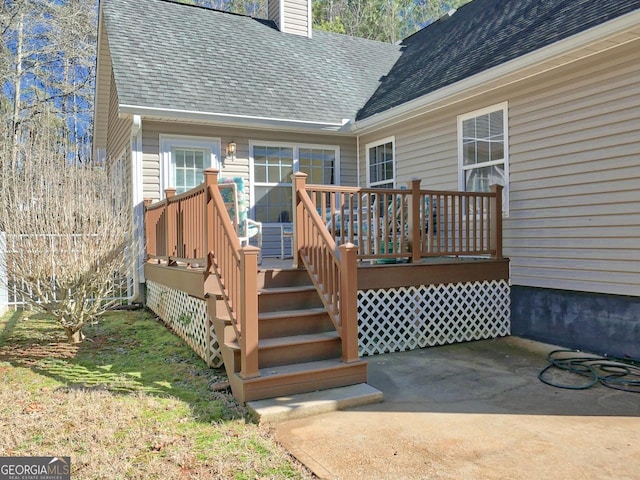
(0, 309), (314, 479)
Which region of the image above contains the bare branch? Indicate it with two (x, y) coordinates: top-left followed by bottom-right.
(0, 112), (136, 343)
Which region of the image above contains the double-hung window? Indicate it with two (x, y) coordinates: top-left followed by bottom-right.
(160, 135), (221, 195)
(458, 103), (509, 213)
(366, 137), (395, 188)
(251, 143), (339, 223)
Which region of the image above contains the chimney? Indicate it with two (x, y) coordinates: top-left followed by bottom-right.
(268, 0), (312, 38)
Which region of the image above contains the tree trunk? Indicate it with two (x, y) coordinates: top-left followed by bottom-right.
(11, 13), (24, 168)
(65, 327), (85, 344)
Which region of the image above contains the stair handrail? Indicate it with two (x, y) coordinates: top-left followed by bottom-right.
(204, 169), (260, 379)
(293, 172), (359, 363)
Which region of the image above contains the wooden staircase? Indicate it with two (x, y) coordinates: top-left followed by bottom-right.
(210, 267), (368, 404)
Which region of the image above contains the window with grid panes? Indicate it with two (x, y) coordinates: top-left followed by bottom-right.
(367, 138), (394, 188)
(458, 103), (509, 212)
(251, 144), (338, 223)
(173, 148), (206, 194)
(160, 136), (221, 197)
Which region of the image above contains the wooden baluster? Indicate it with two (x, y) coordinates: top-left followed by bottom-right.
(165, 188), (176, 262)
(490, 184), (503, 259)
(204, 169), (218, 270)
(143, 199), (153, 258)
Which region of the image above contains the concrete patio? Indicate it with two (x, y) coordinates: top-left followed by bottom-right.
(274, 337), (640, 480)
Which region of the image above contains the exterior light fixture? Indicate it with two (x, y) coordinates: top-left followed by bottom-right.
(226, 142), (237, 160)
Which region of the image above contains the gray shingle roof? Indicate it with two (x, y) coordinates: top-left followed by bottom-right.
(357, 0), (640, 120)
(102, 0), (402, 125)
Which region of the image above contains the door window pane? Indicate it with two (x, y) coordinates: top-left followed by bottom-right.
(299, 148), (335, 184)
(252, 144), (338, 224)
(173, 148), (207, 194)
(253, 185), (292, 223)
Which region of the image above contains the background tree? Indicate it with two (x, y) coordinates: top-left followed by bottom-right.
(1, 0), (96, 169)
(312, 0), (472, 43)
(174, 0), (471, 42)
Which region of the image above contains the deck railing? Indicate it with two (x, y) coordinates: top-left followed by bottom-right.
(293, 173), (359, 363)
(144, 172), (503, 377)
(144, 185), (206, 265)
(303, 179), (503, 262)
(144, 169), (259, 378)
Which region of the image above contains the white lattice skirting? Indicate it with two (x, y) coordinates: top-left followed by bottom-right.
(358, 280), (510, 356)
(146, 281), (223, 367)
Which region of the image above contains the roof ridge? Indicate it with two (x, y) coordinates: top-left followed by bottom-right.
(400, 0), (478, 44)
(312, 27), (399, 48)
(152, 0), (254, 20)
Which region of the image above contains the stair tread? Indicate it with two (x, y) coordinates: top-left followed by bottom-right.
(259, 307), (327, 320)
(245, 358), (366, 381)
(226, 331), (340, 351)
(259, 285), (315, 294)
(260, 331), (339, 348)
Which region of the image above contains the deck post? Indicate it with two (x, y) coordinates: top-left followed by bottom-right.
(143, 198), (152, 259)
(293, 172), (308, 269)
(203, 169), (218, 269)
(339, 242), (360, 363)
(165, 188), (177, 260)
(490, 184), (503, 260)
(409, 178), (422, 263)
(239, 245), (260, 379)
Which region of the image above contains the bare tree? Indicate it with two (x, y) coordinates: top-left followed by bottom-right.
(313, 0), (473, 43)
(1, 0), (96, 168)
(0, 111), (135, 343)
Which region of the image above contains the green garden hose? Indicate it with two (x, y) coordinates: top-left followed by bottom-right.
(538, 349), (640, 393)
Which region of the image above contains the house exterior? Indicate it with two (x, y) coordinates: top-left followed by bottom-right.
(95, 0), (640, 362)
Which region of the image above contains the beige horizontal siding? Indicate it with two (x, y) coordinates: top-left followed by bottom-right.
(142, 130), (160, 202)
(267, 0), (280, 24)
(142, 121), (357, 204)
(507, 40), (640, 296)
(106, 71), (132, 198)
(358, 38), (640, 296)
(283, 0), (309, 35)
(359, 114), (458, 190)
(94, 16), (112, 151)
(106, 72), (130, 162)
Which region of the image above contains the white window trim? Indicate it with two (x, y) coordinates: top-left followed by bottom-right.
(457, 102), (509, 215)
(249, 140), (341, 223)
(365, 136), (396, 188)
(159, 134), (221, 198)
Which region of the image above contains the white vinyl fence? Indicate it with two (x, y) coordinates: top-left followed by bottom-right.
(0, 233), (134, 310)
(0, 233), (7, 315)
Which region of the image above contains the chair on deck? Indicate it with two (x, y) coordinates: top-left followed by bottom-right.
(218, 177), (263, 264)
(387, 192), (437, 236)
(325, 195), (378, 255)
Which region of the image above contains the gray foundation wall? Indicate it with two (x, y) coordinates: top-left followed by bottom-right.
(511, 286), (640, 360)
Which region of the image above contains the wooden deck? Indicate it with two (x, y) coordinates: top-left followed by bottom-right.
(146, 255), (509, 300)
(144, 170), (509, 403)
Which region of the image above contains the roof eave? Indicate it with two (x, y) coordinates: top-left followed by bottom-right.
(92, 6), (107, 152)
(118, 104), (353, 134)
(353, 7), (640, 135)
